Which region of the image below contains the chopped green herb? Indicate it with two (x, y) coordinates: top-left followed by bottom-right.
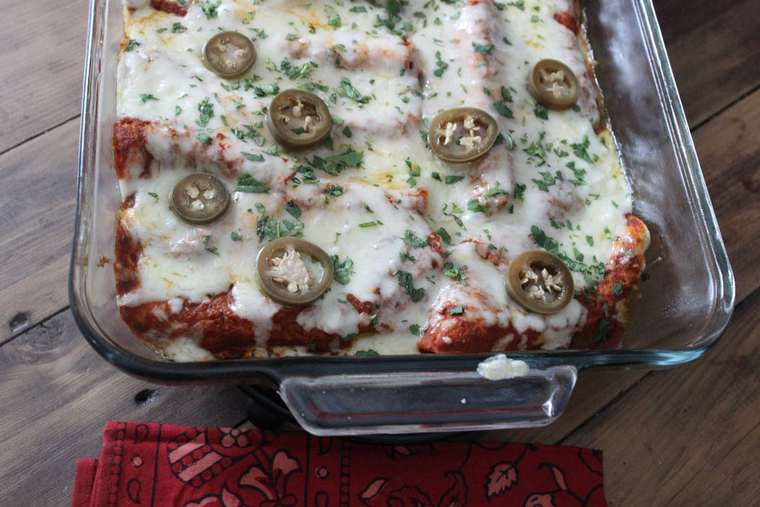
(139, 94), (159, 103)
(467, 199), (486, 213)
(485, 183), (508, 197)
(397, 270), (426, 302)
(448, 305), (465, 315)
(586, 235), (594, 247)
(571, 136), (598, 163)
(493, 100), (514, 118)
(230, 231), (243, 241)
(342, 126), (352, 138)
(252, 83), (280, 97)
(431, 171), (442, 182)
(350, 5), (367, 12)
(444, 174), (465, 184)
(125, 39), (140, 52)
(171, 22), (187, 33)
(332, 255), (354, 285)
(328, 13), (342, 27)
(612, 282), (624, 297)
(433, 50), (448, 77)
(534, 102), (549, 120)
(236, 173), (270, 193)
(566, 161), (587, 186)
(324, 184), (344, 197)
(337, 78), (372, 104)
(196, 133), (212, 145)
(443, 261), (464, 281)
(403, 230), (428, 248)
(408, 324), (420, 336)
(200, 0), (221, 19)
(531, 171), (558, 191)
(242, 152), (265, 162)
(174, 105), (182, 116)
(147, 192), (159, 200)
(196, 98), (214, 127)
(307, 148), (363, 175)
(435, 227), (452, 245)
(359, 220), (384, 228)
(285, 200), (301, 218)
(472, 42), (494, 55)
(513, 183), (526, 201)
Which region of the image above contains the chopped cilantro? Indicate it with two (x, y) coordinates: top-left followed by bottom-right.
(397, 270), (426, 302)
(444, 174), (465, 184)
(472, 42), (494, 55)
(285, 200), (301, 218)
(571, 136), (598, 163)
(242, 152), (265, 162)
(359, 220), (384, 228)
(337, 78), (372, 104)
(196, 98), (214, 127)
(531, 171), (558, 191)
(403, 230), (428, 248)
(534, 102), (549, 120)
(171, 22), (187, 33)
(230, 231), (243, 241)
(307, 148), (363, 175)
(139, 94), (158, 103)
(324, 184), (344, 197)
(200, 0), (220, 19)
(467, 199), (486, 213)
(433, 51), (448, 77)
(236, 173), (270, 193)
(196, 133), (212, 145)
(147, 192), (159, 200)
(513, 182), (527, 200)
(125, 39), (140, 52)
(586, 235), (594, 247)
(332, 255), (354, 285)
(435, 227), (452, 245)
(409, 324), (420, 336)
(443, 261), (464, 281)
(493, 100), (514, 118)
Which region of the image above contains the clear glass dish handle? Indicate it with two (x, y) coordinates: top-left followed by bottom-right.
(279, 366), (577, 436)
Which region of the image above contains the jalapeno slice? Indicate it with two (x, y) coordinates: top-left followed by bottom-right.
(267, 90), (332, 149)
(507, 250), (574, 314)
(203, 31), (256, 79)
(171, 173), (230, 224)
(257, 238), (334, 305)
(528, 59), (578, 110)
(429, 107), (498, 163)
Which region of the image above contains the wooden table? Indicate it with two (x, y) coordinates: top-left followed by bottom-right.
(1, 0), (758, 504)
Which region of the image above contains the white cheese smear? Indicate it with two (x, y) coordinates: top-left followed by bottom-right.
(477, 354), (530, 380)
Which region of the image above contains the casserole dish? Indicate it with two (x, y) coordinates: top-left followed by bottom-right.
(71, 0), (735, 436)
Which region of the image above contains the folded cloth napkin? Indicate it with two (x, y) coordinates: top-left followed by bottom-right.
(72, 421), (607, 507)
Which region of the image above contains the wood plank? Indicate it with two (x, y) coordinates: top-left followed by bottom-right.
(561, 289), (760, 506)
(692, 89), (760, 302)
(655, 0), (760, 125)
(0, 0), (86, 153)
(0, 310), (249, 506)
(0, 120), (78, 342)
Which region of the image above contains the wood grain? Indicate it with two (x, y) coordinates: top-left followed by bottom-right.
(0, 0), (87, 153)
(0, 310), (249, 506)
(693, 90), (760, 302)
(655, 0), (760, 125)
(562, 290), (760, 507)
(0, 120), (78, 343)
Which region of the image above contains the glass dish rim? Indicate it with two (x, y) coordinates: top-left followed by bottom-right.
(69, 0), (735, 385)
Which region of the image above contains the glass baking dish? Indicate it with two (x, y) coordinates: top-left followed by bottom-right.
(70, 0), (734, 435)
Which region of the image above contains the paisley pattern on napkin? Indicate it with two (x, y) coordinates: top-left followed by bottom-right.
(72, 421), (606, 506)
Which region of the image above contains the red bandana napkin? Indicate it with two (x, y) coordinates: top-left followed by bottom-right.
(72, 421), (607, 506)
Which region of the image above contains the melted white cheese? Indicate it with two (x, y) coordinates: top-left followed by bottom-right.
(117, 0), (632, 360)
